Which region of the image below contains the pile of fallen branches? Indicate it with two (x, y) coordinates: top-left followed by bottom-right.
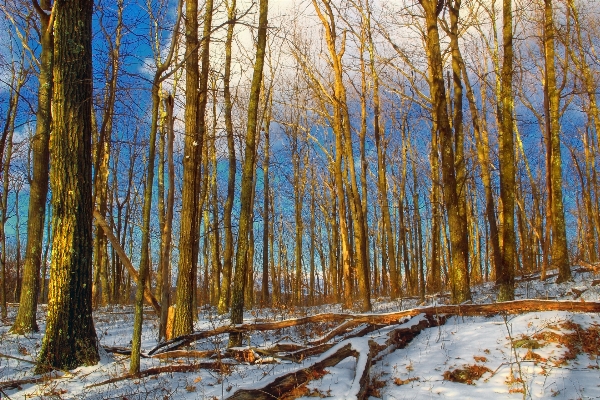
(4, 300), (597, 398)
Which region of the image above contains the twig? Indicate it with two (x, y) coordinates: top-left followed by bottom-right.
(0, 352), (36, 365)
(85, 362), (235, 389)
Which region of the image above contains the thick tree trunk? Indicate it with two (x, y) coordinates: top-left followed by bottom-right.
(543, 0), (571, 283)
(36, 0), (99, 372)
(497, 0), (517, 300)
(174, 0), (213, 336)
(420, 0), (471, 303)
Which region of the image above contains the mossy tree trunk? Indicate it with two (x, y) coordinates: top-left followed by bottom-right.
(229, 0), (269, 347)
(36, 0), (99, 373)
(543, 0), (571, 283)
(11, 0), (53, 334)
(173, 0), (213, 336)
(419, 0), (471, 303)
(497, 0), (517, 300)
(217, 0), (237, 315)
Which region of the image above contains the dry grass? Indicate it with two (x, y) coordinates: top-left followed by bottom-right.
(394, 376), (419, 386)
(443, 364), (492, 385)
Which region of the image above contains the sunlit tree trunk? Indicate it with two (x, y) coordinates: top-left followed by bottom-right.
(360, 0), (398, 300)
(543, 0), (571, 282)
(229, 0), (269, 347)
(312, 0), (370, 311)
(461, 61), (501, 286)
(496, 0), (517, 300)
(92, 0), (123, 307)
(218, 0), (237, 314)
(419, 0), (471, 303)
(36, 0), (99, 372)
(174, 0), (213, 336)
(131, 1), (182, 367)
(12, 0), (53, 333)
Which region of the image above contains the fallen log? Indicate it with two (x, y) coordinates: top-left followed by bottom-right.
(149, 300), (600, 356)
(229, 315), (445, 400)
(260, 343), (306, 353)
(359, 315), (447, 399)
(227, 343), (357, 400)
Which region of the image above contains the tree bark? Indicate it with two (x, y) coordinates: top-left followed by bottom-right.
(497, 0), (517, 300)
(420, 0), (471, 303)
(174, 0), (213, 336)
(36, 0), (99, 372)
(229, 0), (269, 347)
(543, 0), (571, 282)
(217, 0), (237, 315)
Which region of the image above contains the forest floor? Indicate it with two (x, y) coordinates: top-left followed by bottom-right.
(2, 265), (600, 399)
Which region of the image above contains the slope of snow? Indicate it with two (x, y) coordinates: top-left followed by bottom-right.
(1, 265), (599, 399)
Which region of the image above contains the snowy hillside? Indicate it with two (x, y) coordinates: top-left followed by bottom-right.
(2, 265), (600, 399)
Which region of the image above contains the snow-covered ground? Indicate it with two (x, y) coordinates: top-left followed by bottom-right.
(1, 265), (600, 399)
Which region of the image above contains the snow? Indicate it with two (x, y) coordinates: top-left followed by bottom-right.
(1, 265), (600, 399)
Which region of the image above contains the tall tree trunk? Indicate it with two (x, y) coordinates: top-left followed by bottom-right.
(229, 0), (269, 347)
(0, 44), (27, 319)
(309, 170), (316, 306)
(131, 0), (182, 368)
(312, 0), (370, 311)
(36, 0), (99, 372)
(218, 0), (237, 314)
(159, 94), (175, 340)
(174, 0), (213, 336)
(543, 0), (571, 282)
(92, 0), (123, 307)
(428, 121), (442, 293)
(262, 109), (271, 306)
(129, 82), (160, 373)
(364, 0), (398, 299)
(419, 0), (471, 303)
(209, 85), (222, 306)
(292, 133), (305, 306)
(496, 0), (517, 300)
(269, 191), (279, 304)
(461, 62), (502, 287)
(11, 1), (53, 333)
